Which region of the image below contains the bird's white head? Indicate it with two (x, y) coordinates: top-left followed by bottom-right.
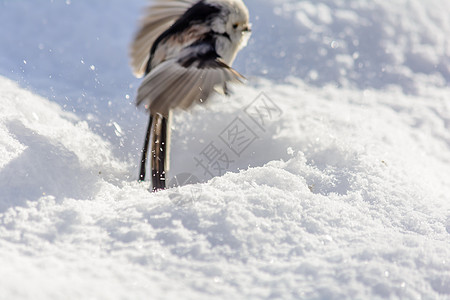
(207, 0), (251, 63)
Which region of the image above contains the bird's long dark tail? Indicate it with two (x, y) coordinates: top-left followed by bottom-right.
(139, 113), (169, 192)
(139, 115), (153, 182)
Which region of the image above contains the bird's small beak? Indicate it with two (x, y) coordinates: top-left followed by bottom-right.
(243, 24), (252, 32)
(240, 24), (252, 48)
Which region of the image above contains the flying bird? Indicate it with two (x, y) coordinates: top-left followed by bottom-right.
(130, 0), (251, 191)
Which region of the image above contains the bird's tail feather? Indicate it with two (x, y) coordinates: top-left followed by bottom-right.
(139, 113), (170, 192)
(151, 113), (169, 191)
(139, 115), (153, 181)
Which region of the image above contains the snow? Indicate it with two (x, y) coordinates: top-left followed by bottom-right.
(1, 0), (450, 299)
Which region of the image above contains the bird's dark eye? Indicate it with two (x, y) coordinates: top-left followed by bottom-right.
(232, 23), (238, 29)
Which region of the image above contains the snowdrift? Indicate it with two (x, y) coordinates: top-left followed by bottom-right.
(1, 76), (449, 299)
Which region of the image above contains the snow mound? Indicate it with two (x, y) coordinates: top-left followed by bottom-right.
(0, 77), (128, 212)
(1, 76), (449, 299)
(244, 0), (450, 92)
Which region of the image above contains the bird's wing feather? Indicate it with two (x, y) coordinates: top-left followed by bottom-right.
(136, 41), (245, 116)
(130, 0), (198, 77)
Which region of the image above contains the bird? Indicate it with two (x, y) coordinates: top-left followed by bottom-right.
(130, 0), (251, 191)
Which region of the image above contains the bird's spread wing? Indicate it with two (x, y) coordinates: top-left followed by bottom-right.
(136, 40), (245, 116)
(130, 0), (198, 77)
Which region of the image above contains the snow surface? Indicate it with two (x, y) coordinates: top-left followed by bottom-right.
(1, 0), (450, 299)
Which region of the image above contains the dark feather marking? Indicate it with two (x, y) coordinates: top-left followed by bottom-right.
(146, 0), (221, 74)
(177, 33), (230, 69)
